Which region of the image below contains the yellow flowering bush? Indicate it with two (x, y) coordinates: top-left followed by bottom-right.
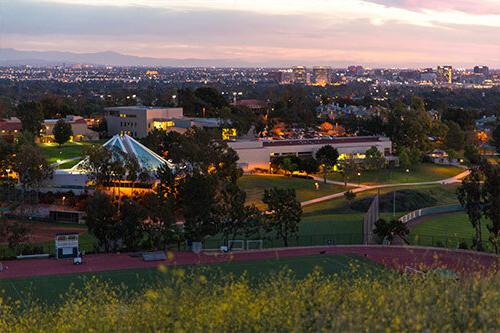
(0, 268), (498, 332)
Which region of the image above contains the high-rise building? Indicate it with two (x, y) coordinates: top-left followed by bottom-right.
(437, 66), (453, 84)
(347, 65), (364, 76)
(473, 66), (489, 76)
(292, 66), (307, 84)
(313, 66), (332, 86)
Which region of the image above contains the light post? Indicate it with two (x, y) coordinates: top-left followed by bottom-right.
(405, 168), (410, 182)
(357, 172), (361, 186)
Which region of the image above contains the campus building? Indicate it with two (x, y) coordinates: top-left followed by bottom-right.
(41, 115), (99, 143)
(105, 106), (184, 138)
(105, 106), (222, 138)
(0, 117), (22, 142)
(43, 134), (174, 194)
(228, 136), (393, 171)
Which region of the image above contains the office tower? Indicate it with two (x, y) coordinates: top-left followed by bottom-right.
(292, 66), (307, 84)
(313, 66), (332, 86)
(437, 65), (453, 84)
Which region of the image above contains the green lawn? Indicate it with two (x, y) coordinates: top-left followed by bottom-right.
(327, 163), (464, 185)
(39, 140), (105, 166)
(410, 211), (491, 250)
(297, 184), (461, 244)
(238, 175), (346, 208)
(0, 254), (385, 305)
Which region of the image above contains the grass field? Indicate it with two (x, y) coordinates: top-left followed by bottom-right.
(238, 175), (346, 208)
(0, 254), (384, 305)
(327, 163), (463, 185)
(296, 184), (461, 243)
(409, 211), (491, 249)
(39, 140), (105, 167)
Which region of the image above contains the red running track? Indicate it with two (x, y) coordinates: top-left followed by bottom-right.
(0, 245), (498, 280)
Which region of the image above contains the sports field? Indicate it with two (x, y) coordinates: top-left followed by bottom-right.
(0, 254), (383, 305)
(238, 175), (346, 209)
(299, 184), (460, 242)
(327, 163), (463, 185)
(409, 211), (491, 249)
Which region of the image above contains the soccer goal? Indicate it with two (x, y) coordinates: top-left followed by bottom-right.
(246, 240), (263, 250)
(227, 240), (245, 251)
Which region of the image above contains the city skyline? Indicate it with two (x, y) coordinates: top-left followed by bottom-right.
(1, 0), (500, 67)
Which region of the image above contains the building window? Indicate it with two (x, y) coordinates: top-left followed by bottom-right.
(384, 148), (391, 156)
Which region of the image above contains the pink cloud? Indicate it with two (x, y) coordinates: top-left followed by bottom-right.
(367, 0), (500, 15)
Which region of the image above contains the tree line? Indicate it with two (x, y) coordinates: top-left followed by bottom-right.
(82, 128), (303, 252)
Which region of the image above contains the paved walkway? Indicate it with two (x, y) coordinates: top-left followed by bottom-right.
(49, 156), (81, 168)
(302, 170), (470, 206)
(0, 245), (496, 280)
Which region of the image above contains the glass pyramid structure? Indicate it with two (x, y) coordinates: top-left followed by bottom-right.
(72, 134), (174, 173)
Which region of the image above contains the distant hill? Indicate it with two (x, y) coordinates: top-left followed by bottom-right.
(0, 48), (253, 67)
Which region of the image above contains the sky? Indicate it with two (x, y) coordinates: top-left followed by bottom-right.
(1, 0), (499, 67)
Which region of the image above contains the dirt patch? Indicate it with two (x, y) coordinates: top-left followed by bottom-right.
(1, 220), (87, 245)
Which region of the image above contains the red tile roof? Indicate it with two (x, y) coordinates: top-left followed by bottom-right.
(0, 120), (22, 131)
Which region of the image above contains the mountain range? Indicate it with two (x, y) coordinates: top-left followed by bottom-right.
(0, 48), (256, 67)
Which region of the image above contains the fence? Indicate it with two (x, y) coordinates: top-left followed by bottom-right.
(408, 234), (475, 250)
(399, 204), (464, 224)
(198, 233), (364, 251)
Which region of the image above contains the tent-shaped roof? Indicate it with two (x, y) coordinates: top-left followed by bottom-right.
(72, 134), (174, 173)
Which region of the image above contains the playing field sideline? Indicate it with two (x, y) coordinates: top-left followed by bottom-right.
(1, 245), (497, 281)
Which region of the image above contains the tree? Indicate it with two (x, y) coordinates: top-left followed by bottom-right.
(338, 158), (359, 187)
(39, 94), (70, 118)
(444, 121), (465, 151)
(492, 123), (500, 154)
(277, 156), (299, 175)
(217, 181), (262, 247)
(398, 147), (412, 171)
(80, 145), (124, 189)
(13, 144), (53, 190)
(458, 169), (484, 251)
(145, 127), (242, 183)
(0, 139), (15, 179)
(119, 197), (147, 251)
(298, 157), (320, 175)
(53, 119), (73, 145)
(4, 221), (29, 255)
(17, 101), (44, 135)
(316, 145), (339, 183)
(386, 100), (432, 152)
(85, 191), (119, 252)
(464, 144), (482, 166)
(180, 174), (220, 242)
(373, 218), (409, 244)
(263, 188), (302, 247)
(481, 163), (500, 253)
(344, 190), (356, 207)
(364, 146), (385, 170)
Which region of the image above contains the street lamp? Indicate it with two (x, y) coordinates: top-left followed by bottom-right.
(357, 172), (361, 185)
(405, 168), (410, 182)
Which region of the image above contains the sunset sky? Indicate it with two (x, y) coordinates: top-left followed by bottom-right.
(1, 0), (499, 67)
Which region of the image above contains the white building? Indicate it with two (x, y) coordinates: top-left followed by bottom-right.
(228, 136), (392, 171)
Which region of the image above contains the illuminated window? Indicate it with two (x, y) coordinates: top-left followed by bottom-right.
(152, 121), (175, 130)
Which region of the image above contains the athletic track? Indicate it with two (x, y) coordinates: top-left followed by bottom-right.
(0, 245), (497, 280)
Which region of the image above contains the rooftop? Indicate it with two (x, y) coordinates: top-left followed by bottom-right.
(72, 134), (174, 173)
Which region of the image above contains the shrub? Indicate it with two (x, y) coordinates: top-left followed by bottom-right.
(350, 189), (437, 212)
(0, 269), (498, 332)
(435, 241), (445, 248)
(458, 241), (469, 250)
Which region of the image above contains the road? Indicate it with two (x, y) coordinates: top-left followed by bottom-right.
(302, 169), (470, 206)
